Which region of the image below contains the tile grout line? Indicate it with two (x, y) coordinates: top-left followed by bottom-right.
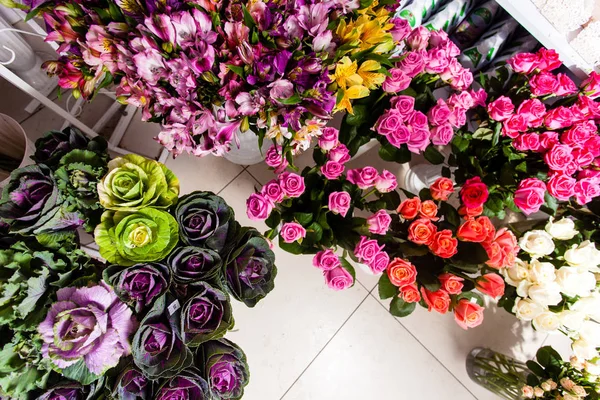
(216, 168), (248, 195)
(278, 292), (371, 400)
(368, 291), (480, 400)
(245, 168), (268, 186)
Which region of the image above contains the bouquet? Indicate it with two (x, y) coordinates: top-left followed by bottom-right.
(450, 47), (600, 218)
(15, 0), (407, 161)
(0, 132), (277, 399)
(498, 216), (600, 361)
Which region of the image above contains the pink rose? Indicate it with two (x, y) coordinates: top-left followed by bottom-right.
(407, 111), (428, 128)
(279, 172), (305, 198)
(389, 17), (412, 42)
(536, 48), (562, 72)
(440, 58), (462, 82)
(324, 267), (353, 291)
(407, 128), (431, 153)
(507, 52), (539, 74)
(424, 48), (450, 74)
(347, 167), (378, 189)
(313, 249), (340, 271)
(529, 71), (559, 96)
(585, 135), (600, 157)
(581, 71), (600, 99)
(544, 144), (574, 171)
(354, 236), (384, 264)
(329, 144), (351, 163)
(578, 169), (600, 182)
(376, 111), (404, 137)
(280, 222), (306, 243)
(367, 210), (392, 235)
(318, 127), (339, 151)
(502, 114), (528, 138)
(397, 51), (425, 78)
(390, 95), (416, 119)
(512, 133), (540, 152)
(514, 178), (546, 215)
(451, 68), (473, 90)
(406, 26), (430, 51)
(375, 170), (398, 193)
(487, 96), (515, 121)
(246, 193), (273, 221)
(261, 180), (284, 203)
(429, 29), (450, 47)
(265, 145), (288, 173)
(448, 92), (475, 110)
(428, 98), (451, 126)
(573, 148), (594, 168)
(382, 68), (411, 93)
(387, 124), (411, 148)
(328, 191), (351, 217)
(431, 123), (454, 146)
(538, 131), (560, 151)
(469, 89), (488, 108)
(517, 98), (546, 128)
(367, 251), (390, 274)
(555, 73), (578, 96)
(448, 106), (467, 128)
(574, 178), (600, 205)
(544, 107), (574, 130)
(562, 121), (596, 147)
(321, 161), (345, 180)
(574, 94), (600, 118)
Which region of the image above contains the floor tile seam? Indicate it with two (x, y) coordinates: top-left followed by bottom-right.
(278, 292), (371, 400)
(368, 291), (479, 400)
(215, 168), (248, 195)
(17, 95), (61, 125)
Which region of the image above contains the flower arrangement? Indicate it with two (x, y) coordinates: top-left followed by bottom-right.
(0, 133), (277, 398)
(451, 47), (600, 218)
(498, 216), (600, 362)
(15, 0), (407, 162)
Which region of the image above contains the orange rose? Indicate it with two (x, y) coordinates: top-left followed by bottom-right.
(453, 299), (485, 330)
(476, 216), (496, 242)
(387, 258), (417, 287)
(408, 218), (437, 245)
(482, 241), (502, 269)
(438, 273), (464, 295)
(420, 287), (450, 314)
(484, 228), (518, 269)
(476, 273), (505, 299)
(400, 283), (421, 303)
(419, 200), (439, 220)
(457, 219), (487, 242)
(429, 229), (458, 258)
(430, 177), (454, 201)
(458, 205), (483, 218)
(397, 197), (421, 220)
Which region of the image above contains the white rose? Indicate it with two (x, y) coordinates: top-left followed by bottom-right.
(585, 359), (600, 375)
(545, 217), (578, 240)
(528, 259), (557, 284)
(572, 337), (598, 360)
(519, 230), (555, 257)
(533, 311), (561, 332)
(580, 321), (600, 347)
(528, 282), (563, 306)
(564, 241), (600, 272)
(513, 298), (545, 321)
(503, 258), (530, 287)
(516, 280), (532, 298)
(559, 310), (586, 331)
(571, 292), (600, 320)
(555, 266), (596, 298)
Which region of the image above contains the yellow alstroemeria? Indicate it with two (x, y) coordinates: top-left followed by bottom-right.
(335, 85), (370, 114)
(357, 60), (385, 90)
(330, 57), (363, 90)
(336, 18), (361, 47)
(359, 19), (394, 53)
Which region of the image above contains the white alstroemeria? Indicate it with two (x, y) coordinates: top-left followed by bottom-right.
(519, 230), (555, 257)
(545, 217), (578, 240)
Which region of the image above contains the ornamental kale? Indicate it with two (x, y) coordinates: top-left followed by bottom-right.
(155, 368), (211, 400)
(168, 246), (222, 284)
(199, 338), (250, 400)
(32, 127), (108, 168)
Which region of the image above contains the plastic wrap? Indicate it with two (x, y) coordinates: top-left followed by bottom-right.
(450, 0), (501, 49)
(423, 0), (478, 32)
(397, 0), (447, 28)
(458, 18), (519, 71)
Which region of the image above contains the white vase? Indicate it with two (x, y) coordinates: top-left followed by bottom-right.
(223, 129), (271, 165)
(0, 113), (34, 187)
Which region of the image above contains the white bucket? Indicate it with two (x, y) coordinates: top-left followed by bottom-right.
(0, 113), (34, 188)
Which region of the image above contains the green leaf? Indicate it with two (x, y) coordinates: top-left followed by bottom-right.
(456, 291), (484, 306)
(305, 222), (323, 243)
(441, 167), (451, 178)
(265, 211), (281, 229)
(378, 273), (397, 300)
(0, 0), (28, 9)
(227, 64), (244, 77)
(279, 239), (305, 255)
(241, 5), (256, 29)
(454, 242), (489, 264)
(471, 128), (493, 140)
(536, 346), (562, 369)
(16, 268), (49, 319)
(379, 143), (411, 163)
(340, 258), (356, 284)
(278, 93), (302, 105)
(294, 212), (313, 226)
(492, 122), (502, 147)
(543, 192), (558, 215)
(451, 135), (470, 153)
(423, 146), (445, 165)
(389, 296), (416, 317)
(515, 161), (527, 173)
(440, 202), (460, 227)
(345, 105), (368, 126)
(61, 359), (102, 385)
(380, 191), (401, 210)
(526, 361), (545, 377)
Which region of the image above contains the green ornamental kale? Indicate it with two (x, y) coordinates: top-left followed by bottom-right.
(32, 127), (108, 168)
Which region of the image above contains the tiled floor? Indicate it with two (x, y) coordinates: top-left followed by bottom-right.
(1, 81), (569, 400)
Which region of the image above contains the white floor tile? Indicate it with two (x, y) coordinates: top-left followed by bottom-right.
(226, 248), (369, 400)
(541, 332), (574, 360)
(218, 171), (266, 232)
(377, 295), (547, 400)
(282, 295), (476, 400)
(118, 111), (163, 159)
(164, 153), (244, 196)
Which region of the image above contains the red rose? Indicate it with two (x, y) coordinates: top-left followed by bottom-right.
(460, 177), (489, 209)
(397, 197), (421, 220)
(458, 205), (483, 218)
(453, 299), (485, 330)
(476, 273), (505, 299)
(429, 229), (458, 259)
(420, 287), (451, 314)
(438, 273), (464, 295)
(408, 219), (437, 245)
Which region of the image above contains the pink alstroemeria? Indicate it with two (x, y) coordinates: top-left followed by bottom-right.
(43, 12), (80, 53)
(235, 92), (266, 115)
(145, 14), (176, 45)
(298, 3), (330, 37)
(133, 49), (167, 85)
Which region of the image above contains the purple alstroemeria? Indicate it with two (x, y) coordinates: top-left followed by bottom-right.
(268, 79), (294, 102)
(249, 0), (273, 31)
(298, 3), (330, 37)
(313, 30), (333, 52)
(133, 49), (167, 86)
(305, 85), (336, 118)
(146, 14), (176, 45)
(43, 12), (80, 53)
(235, 92), (266, 115)
(223, 22), (250, 47)
(282, 106), (307, 132)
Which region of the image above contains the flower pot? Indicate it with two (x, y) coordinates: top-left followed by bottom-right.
(224, 129), (271, 165)
(466, 347), (529, 400)
(0, 113), (34, 187)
